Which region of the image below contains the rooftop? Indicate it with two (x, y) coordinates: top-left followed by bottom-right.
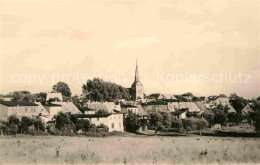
(0, 100), (38, 107)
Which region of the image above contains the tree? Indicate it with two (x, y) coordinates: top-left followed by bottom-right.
(31, 118), (45, 131)
(219, 94), (227, 98)
(20, 116), (33, 134)
(82, 78), (130, 102)
(214, 110), (227, 125)
(7, 115), (20, 134)
(75, 119), (91, 132)
(229, 94), (247, 113)
(248, 98), (260, 133)
(72, 95), (81, 108)
(52, 81), (72, 97)
(124, 114), (141, 133)
(35, 92), (47, 103)
(54, 112), (72, 130)
(183, 117), (208, 131)
(149, 112), (164, 134)
(202, 110), (214, 127)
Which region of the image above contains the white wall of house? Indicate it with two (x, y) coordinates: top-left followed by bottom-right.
(82, 113), (124, 132)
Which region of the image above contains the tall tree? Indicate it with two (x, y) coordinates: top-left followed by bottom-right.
(82, 78), (130, 102)
(52, 81), (72, 97)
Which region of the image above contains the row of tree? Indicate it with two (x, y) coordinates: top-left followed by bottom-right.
(0, 115), (45, 135)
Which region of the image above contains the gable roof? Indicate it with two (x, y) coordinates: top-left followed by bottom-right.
(195, 102), (207, 112)
(136, 104), (148, 116)
(242, 104), (254, 115)
(168, 102), (201, 112)
(51, 102), (82, 114)
(0, 100), (38, 107)
(77, 113), (112, 118)
(35, 102), (50, 116)
(216, 98), (229, 105)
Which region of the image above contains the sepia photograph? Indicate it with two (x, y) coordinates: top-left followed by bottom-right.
(0, 0), (259, 164)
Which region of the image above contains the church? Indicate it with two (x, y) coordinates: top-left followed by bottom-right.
(130, 60), (144, 101)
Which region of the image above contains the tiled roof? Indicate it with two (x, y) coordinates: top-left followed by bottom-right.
(136, 104), (148, 116)
(195, 102), (207, 111)
(121, 104), (138, 108)
(35, 102), (50, 116)
(42, 103), (62, 107)
(77, 113), (112, 118)
(0, 100), (38, 107)
(51, 102), (82, 114)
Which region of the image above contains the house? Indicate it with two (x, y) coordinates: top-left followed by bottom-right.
(0, 100), (40, 120)
(42, 103), (62, 120)
(213, 98), (236, 113)
(46, 92), (63, 101)
(77, 113), (124, 132)
(215, 98), (230, 106)
(160, 94), (177, 101)
(51, 101), (82, 114)
(147, 93), (177, 101)
(195, 102), (207, 112)
(242, 104), (254, 116)
(34, 102), (51, 123)
(168, 102), (201, 113)
(121, 104), (148, 117)
(171, 109), (187, 119)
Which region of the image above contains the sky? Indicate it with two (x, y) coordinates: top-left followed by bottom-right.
(0, 0), (259, 98)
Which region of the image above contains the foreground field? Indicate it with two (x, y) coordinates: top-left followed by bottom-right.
(0, 135), (259, 164)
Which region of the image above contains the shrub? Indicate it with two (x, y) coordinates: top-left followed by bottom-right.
(48, 127), (61, 135)
(75, 119), (91, 132)
(183, 117), (208, 131)
(89, 124), (97, 132)
(96, 124), (109, 132)
(124, 114), (141, 133)
(6, 115), (20, 134)
(171, 119), (183, 129)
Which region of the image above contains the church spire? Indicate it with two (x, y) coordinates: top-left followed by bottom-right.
(135, 59), (139, 82)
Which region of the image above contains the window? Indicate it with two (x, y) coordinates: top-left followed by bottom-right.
(111, 123), (114, 129)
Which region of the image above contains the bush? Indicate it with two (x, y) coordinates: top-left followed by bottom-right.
(171, 119), (183, 130)
(124, 114), (141, 133)
(183, 117), (208, 131)
(75, 119), (91, 132)
(48, 127), (61, 135)
(89, 124), (97, 132)
(96, 124), (109, 132)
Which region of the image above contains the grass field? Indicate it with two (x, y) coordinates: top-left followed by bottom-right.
(0, 135), (259, 164)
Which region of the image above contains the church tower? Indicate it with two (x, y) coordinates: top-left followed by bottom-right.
(131, 60), (144, 101)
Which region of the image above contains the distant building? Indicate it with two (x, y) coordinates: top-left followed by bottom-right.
(242, 104), (254, 116)
(130, 60), (144, 101)
(77, 113), (124, 132)
(86, 101), (121, 113)
(121, 104), (148, 118)
(51, 101), (82, 114)
(46, 92), (63, 101)
(43, 103), (62, 120)
(0, 100), (40, 120)
(168, 102), (201, 113)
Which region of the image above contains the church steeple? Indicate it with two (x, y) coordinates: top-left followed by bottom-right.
(135, 59), (139, 82)
(131, 59), (144, 101)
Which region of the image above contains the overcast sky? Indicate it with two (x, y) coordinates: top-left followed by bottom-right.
(0, 0), (259, 98)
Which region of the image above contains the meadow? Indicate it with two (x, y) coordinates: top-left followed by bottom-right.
(0, 135), (259, 164)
